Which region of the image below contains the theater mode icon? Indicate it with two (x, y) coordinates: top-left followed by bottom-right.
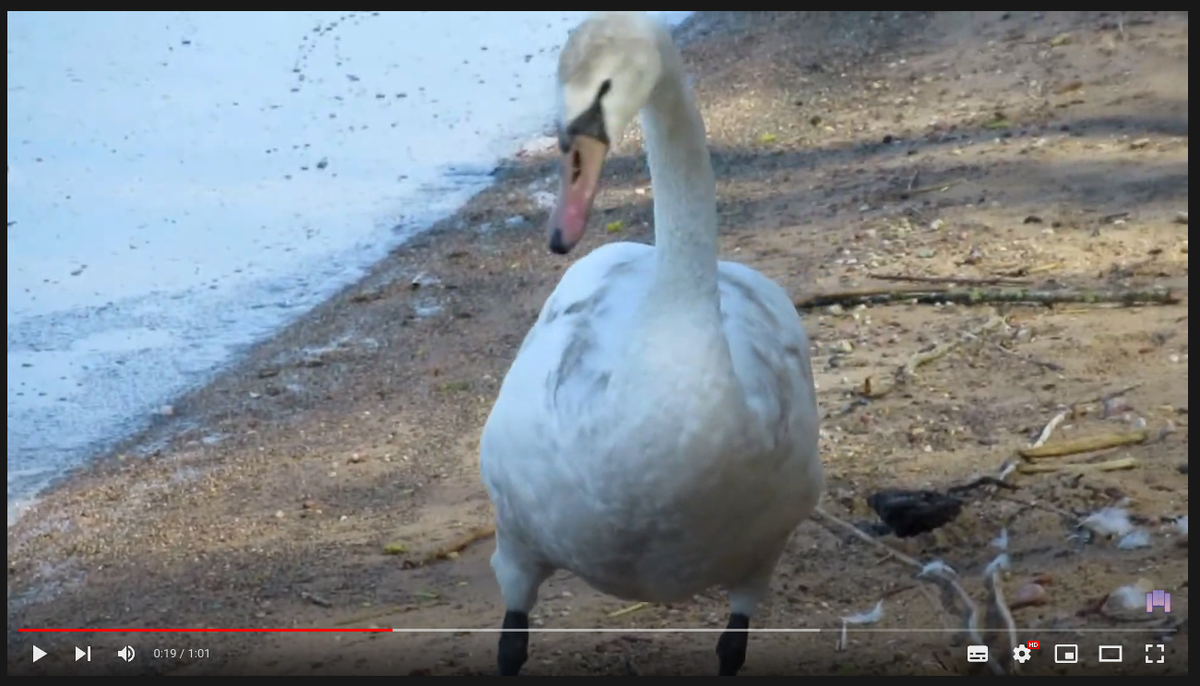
(1146, 590), (1171, 613)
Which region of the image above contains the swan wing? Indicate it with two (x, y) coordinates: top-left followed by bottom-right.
(717, 260), (820, 471)
(481, 241), (653, 499)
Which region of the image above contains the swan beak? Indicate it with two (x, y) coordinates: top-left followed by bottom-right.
(548, 134), (609, 255)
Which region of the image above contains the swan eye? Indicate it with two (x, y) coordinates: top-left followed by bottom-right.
(597, 79), (612, 99)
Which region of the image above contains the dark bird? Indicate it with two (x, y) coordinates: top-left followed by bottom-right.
(866, 489), (965, 538)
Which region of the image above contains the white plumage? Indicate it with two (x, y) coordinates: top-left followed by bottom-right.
(480, 11), (823, 675)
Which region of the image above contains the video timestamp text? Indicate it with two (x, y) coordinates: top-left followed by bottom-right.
(154, 648), (210, 660)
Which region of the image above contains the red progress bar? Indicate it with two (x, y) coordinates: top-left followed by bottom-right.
(20, 628), (390, 633)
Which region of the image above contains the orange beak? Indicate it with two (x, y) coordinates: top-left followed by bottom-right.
(547, 135), (609, 255)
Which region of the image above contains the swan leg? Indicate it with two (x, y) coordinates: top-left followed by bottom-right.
(492, 539), (551, 675)
(498, 610), (530, 676)
(716, 612), (751, 675)
(716, 554), (780, 675)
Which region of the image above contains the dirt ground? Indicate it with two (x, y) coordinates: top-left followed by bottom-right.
(7, 11), (1188, 676)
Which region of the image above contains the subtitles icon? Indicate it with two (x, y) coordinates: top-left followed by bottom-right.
(966, 645), (989, 662)
(1146, 589), (1171, 613)
(1055, 644), (1078, 663)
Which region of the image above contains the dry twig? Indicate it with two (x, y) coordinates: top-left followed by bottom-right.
(608, 602), (649, 618)
(795, 286), (1179, 310)
(1018, 430), (1148, 459)
(811, 508), (1005, 675)
(1016, 456), (1138, 474)
(994, 344), (1065, 372)
(899, 315), (1005, 379)
(867, 272), (1031, 287)
(1030, 410), (1069, 449)
(414, 525), (496, 566)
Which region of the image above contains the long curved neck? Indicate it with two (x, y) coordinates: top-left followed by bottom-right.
(639, 51), (720, 314)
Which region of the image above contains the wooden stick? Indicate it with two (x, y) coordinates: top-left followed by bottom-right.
(993, 262), (1065, 278)
(867, 272), (1032, 287)
(1030, 410), (1069, 449)
(994, 344), (1065, 372)
(418, 525), (496, 565)
(1074, 383), (1143, 408)
(812, 507), (1002, 674)
(795, 286), (1180, 310)
(900, 316), (1004, 378)
(1018, 431), (1148, 459)
(1016, 457), (1138, 474)
(608, 602), (650, 618)
(894, 181), (961, 199)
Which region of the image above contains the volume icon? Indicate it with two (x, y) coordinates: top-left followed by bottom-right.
(116, 645), (135, 662)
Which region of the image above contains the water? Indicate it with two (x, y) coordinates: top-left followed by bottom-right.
(6, 10), (691, 525)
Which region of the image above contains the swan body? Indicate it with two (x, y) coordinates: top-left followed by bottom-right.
(480, 11), (822, 675)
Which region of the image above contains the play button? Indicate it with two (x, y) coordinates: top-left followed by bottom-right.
(32, 645), (47, 662)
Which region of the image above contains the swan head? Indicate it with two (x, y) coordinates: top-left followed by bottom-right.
(548, 12), (665, 255)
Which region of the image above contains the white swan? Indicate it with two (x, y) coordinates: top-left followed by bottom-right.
(480, 11), (823, 676)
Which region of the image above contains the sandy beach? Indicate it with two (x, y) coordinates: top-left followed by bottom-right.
(8, 11), (1188, 676)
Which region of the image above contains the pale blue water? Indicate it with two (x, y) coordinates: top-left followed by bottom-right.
(6, 10), (691, 524)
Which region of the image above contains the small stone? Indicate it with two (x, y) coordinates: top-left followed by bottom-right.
(1010, 583), (1049, 610)
(1129, 138), (1152, 150)
(1175, 212), (1188, 225)
(930, 219), (945, 230)
(826, 304), (844, 316)
(274, 510), (285, 519)
(157, 405), (175, 417)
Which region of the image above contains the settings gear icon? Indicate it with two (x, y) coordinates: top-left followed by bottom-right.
(1012, 644), (1033, 663)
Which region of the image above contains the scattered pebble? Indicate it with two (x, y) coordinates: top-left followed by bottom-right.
(1010, 583), (1049, 610)
(1175, 211), (1188, 225)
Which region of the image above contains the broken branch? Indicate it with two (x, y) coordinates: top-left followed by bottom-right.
(795, 286), (1180, 310)
(1030, 410), (1069, 449)
(1018, 430), (1148, 459)
(867, 272), (1032, 287)
(414, 525), (496, 567)
(900, 315), (1005, 379)
(811, 507), (1004, 675)
(1016, 456), (1138, 474)
(995, 344), (1065, 372)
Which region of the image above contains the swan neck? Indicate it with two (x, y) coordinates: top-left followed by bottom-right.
(640, 51), (719, 304)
